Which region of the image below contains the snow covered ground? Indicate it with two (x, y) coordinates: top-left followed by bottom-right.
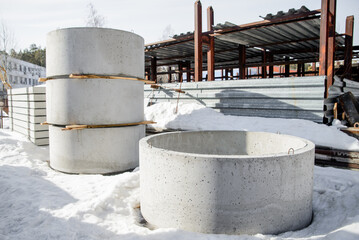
(1, 103), (359, 239)
(145, 102), (359, 151)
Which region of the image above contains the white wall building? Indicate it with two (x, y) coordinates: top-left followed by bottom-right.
(1, 55), (46, 89)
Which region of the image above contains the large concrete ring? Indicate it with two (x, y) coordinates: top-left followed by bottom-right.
(46, 27), (144, 78)
(46, 78), (144, 125)
(140, 131), (314, 235)
(50, 124), (145, 174)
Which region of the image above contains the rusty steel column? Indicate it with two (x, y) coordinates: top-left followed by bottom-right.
(178, 62), (183, 82)
(285, 57), (290, 77)
(343, 15), (354, 79)
(326, 0), (336, 94)
(319, 0), (329, 76)
(186, 61), (191, 82)
(150, 56), (157, 83)
(319, 0), (336, 97)
(207, 6), (215, 81)
(262, 50), (267, 78)
(238, 45), (246, 79)
(301, 63), (305, 76)
(297, 63), (302, 77)
(268, 52), (274, 78)
(168, 67), (172, 83)
(194, 0), (203, 82)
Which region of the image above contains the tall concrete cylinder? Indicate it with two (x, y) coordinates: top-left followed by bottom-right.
(47, 28), (145, 174)
(140, 131), (315, 235)
(49, 125), (145, 174)
(46, 27), (144, 78)
(46, 78), (144, 125)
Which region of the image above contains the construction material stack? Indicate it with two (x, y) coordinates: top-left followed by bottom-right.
(7, 86), (48, 145)
(45, 27), (145, 174)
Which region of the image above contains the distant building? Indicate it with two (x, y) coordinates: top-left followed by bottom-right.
(1, 55), (46, 89)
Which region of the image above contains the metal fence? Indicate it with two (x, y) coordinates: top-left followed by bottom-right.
(145, 76), (326, 123)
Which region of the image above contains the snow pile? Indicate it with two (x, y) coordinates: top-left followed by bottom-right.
(1, 103), (359, 239)
(145, 102), (359, 151)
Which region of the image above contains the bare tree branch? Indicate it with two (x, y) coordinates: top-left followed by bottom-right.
(0, 19), (16, 55)
(161, 24), (174, 41)
(86, 3), (105, 28)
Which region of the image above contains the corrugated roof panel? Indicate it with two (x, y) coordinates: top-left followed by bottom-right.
(144, 76), (326, 122)
(145, 6), (347, 70)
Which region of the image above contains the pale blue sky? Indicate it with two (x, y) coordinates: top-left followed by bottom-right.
(0, 0), (358, 50)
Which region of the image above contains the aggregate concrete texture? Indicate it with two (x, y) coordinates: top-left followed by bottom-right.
(46, 78), (144, 125)
(46, 27), (144, 78)
(49, 125), (145, 174)
(140, 131), (315, 235)
(46, 27), (145, 174)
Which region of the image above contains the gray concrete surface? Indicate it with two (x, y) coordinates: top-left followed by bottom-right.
(50, 125), (145, 174)
(7, 86), (48, 146)
(46, 27), (145, 173)
(46, 27), (144, 78)
(140, 131), (315, 235)
(46, 78), (144, 125)
(144, 76), (326, 123)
